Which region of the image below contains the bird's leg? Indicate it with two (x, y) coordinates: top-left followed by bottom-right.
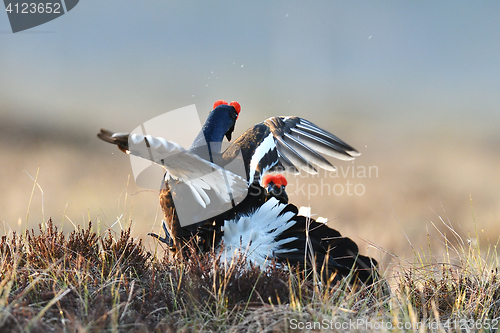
(148, 220), (176, 250)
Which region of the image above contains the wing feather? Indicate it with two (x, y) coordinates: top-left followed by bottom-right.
(128, 134), (247, 208)
(294, 123), (359, 157)
(298, 118), (359, 155)
(275, 136), (318, 174)
(283, 133), (336, 171)
(277, 152), (300, 174)
(228, 116), (360, 183)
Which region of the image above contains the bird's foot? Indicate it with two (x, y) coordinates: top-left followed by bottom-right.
(148, 220), (176, 250)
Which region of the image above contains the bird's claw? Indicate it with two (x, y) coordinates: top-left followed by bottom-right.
(148, 220), (175, 249)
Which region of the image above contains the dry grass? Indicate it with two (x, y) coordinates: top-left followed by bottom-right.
(0, 212), (499, 332)
(0, 219), (380, 332)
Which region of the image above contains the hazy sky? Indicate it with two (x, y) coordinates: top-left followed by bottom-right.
(1, 1), (499, 134)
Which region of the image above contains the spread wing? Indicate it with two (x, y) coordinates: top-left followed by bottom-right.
(98, 129), (248, 209)
(227, 117), (360, 184)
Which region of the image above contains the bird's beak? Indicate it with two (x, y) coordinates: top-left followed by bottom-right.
(225, 125), (235, 141)
(267, 183), (279, 193)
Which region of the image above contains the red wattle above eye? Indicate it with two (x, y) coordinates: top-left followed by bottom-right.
(213, 100), (228, 109)
(274, 174), (288, 187)
(229, 101), (241, 115)
(263, 174), (287, 188)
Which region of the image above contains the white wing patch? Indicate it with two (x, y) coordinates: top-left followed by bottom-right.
(248, 133), (277, 185)
(298, 206), (312, 218)
(128, 134), (247, 208)
(298, 206), (328, 223)
(218, 198), (298, 269)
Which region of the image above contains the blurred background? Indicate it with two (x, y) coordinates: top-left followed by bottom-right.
(1, 1), (499, 269)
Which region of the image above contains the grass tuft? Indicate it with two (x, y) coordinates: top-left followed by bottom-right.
(0, 214), (499, 332)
